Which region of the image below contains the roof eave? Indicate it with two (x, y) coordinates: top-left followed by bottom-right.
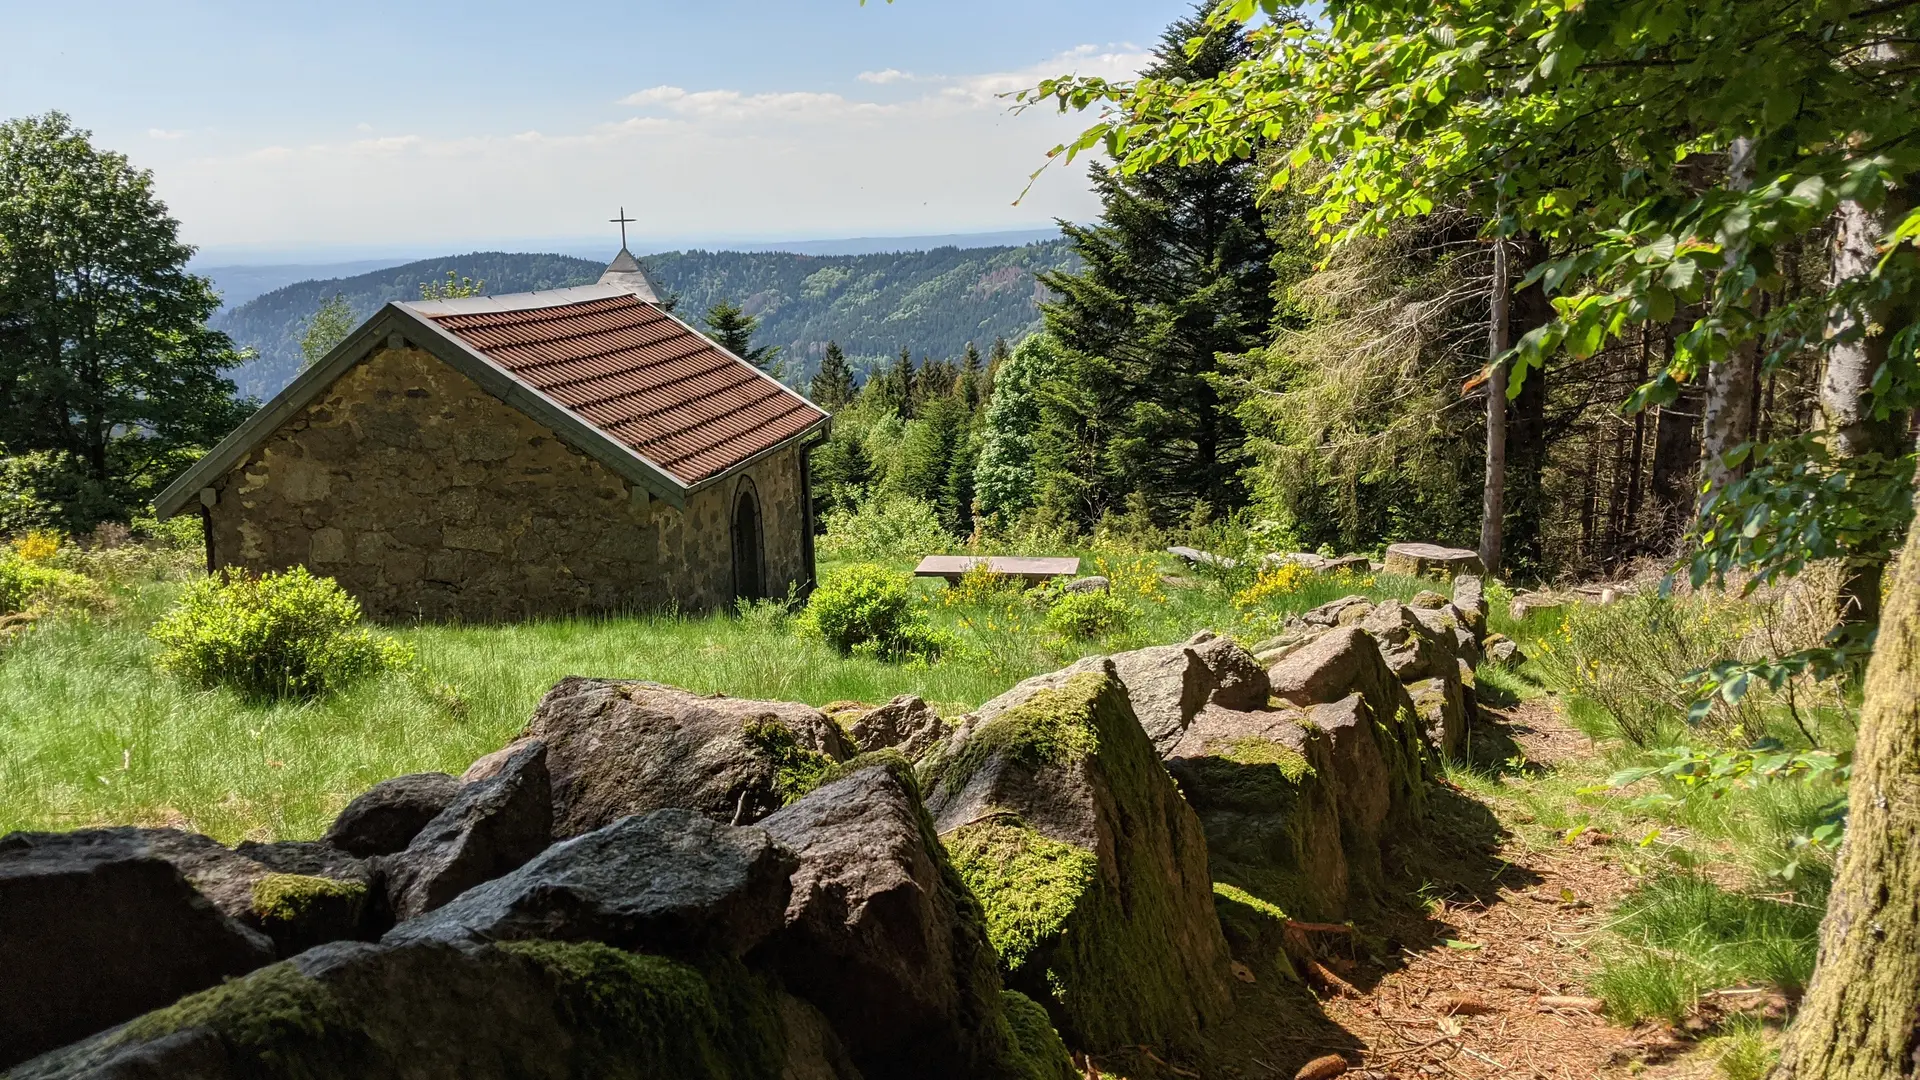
(681, 412), (833, 497)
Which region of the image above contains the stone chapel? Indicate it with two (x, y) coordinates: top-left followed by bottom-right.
(154, 249), (829, 622)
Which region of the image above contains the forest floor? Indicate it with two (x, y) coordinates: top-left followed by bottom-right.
(1192, 697), (1787, 1080)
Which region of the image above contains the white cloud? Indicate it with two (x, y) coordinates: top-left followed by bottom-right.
(148, 45), (1152, 249)
(148, 128), (187, 140)
(857, 68), (914, 84)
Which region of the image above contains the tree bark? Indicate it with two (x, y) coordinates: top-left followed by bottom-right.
(1821, 191), (1913, 629)
(1771, 514), (1920, 1080)
(1503, 257), (1555, 575)
(1479, 236), (1511, 576)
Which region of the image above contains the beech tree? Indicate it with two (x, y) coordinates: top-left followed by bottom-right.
(0, 112), (248, 523)
(1029, 1), (1920, 1072)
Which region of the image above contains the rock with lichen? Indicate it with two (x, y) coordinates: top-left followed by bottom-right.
(921, 665), (1232, 1061)
(511, 677), (853, 837)
(381, 740), (552, 921)
(1267, 627), (1429, 830)
(754, 760), (1036, 1080)
(831, 694), (948, 762)
(1055, 631), (1270, 754)
(10, 938), (862, 1080)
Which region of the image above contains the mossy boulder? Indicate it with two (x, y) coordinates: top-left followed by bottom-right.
(1000, 990), (1077, 1080)
(1163, 704), (1350, 920)
(11, 939), (860, 1080)
(923, 665), (1233, 1060)
(516, 677), (854, 837)
(754, 760), (1029, 1079)
(251, 873), (370, 956)
(830, 694), (948, 762)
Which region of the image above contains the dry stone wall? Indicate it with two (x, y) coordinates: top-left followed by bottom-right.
(204, 345), (809, 621)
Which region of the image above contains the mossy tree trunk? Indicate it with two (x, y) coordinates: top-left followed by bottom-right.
(1772, 518), (1920, 1080)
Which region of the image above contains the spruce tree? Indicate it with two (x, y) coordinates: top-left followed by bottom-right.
(961, 342), (985, 411)
(877, 348), (917, 419)
(1035, 5), (1277, 525)
(810, 341), (856, 408)
(703, 299), (782, 373)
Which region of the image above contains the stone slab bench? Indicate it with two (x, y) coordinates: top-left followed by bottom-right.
(913, 556), (1082, 586)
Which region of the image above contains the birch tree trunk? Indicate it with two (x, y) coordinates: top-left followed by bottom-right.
(1771, 513), (1920, 1079)
(1821, 191), (1912, 629)
(1479, 235), (1510, 576)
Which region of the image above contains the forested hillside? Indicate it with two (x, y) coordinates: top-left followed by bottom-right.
(212, 243), (1073, 399)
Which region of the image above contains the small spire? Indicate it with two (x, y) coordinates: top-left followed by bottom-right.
(599, 208), (662, 303)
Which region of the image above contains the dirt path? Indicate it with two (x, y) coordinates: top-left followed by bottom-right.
(1299, 699), (1703, 1079)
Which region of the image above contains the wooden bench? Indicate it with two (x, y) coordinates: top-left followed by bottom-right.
(913, 555), (1082, 586)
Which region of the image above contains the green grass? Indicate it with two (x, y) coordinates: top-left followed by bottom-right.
(1589, 873), (1823, 1025)
(0, 549), (1438, 844)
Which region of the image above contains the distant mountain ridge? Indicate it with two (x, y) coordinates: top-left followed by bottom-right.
(211, 243), (1076, 400)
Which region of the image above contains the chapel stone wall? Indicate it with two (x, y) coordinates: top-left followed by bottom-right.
(203, 345), (810, 622)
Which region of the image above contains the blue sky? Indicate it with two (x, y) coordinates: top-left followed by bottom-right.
(2, 1), (1183, 258)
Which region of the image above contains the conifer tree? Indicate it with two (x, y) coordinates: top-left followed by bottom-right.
(809, 341), (856, 409)
(703, 299), (782, 373)
(960, 342), (985, 411)
(1034, 6), (1277, 525)
(876, 348), (916, 419)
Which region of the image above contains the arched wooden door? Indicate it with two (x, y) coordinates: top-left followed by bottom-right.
(731, 481), (765, 603)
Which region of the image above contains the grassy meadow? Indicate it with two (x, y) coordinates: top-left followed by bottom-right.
(0, 539), (1438, 844)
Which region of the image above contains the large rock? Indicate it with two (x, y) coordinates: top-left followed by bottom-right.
(1163, 704), (1349, 918)
(1360, 600), (1457, 683)
(387, 809), (795, 959)
(13, 938), (861, 1080)
(923, 665), (1232, 1058)
(383, 740), (552, 921)
(838, 694), (947, 762)
(1407, 676), (1471, 761)
(1267, 628), (1428, 829)
(1382, 542), (1485, 579)
(755, 762), (1019, 1080)
(1452, 575), (1489, 639)
(0, 829), (276, 1070)
(1270, 552), (1371, 576)
(323, 772), (462, 856)
(518, 677), (854, 837)
(1058, 632), (1269, 755)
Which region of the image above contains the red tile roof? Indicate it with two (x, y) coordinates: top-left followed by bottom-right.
(426, 292), (825, 486)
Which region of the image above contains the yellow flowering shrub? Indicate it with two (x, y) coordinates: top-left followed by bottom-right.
(1231, 562), (1311, 612)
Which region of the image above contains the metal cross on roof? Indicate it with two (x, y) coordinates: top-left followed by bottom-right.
(609, 207), (636, 250)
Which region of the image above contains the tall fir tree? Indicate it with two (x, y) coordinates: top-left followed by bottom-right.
(703, 299), (782, 373)
(1034, 5), (1278, 525)
(960, 342), (985, 411)
(876, 347), (917, 419)
(809, 341), (856, 409)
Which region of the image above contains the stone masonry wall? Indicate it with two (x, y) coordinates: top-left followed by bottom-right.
(205, 345), (810, 622)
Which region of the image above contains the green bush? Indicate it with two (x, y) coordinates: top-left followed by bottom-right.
(151, 567), (412, 699)
(0, 553), (97, 615)
(800, 563), (944, 660)
(818, 493), (954, 561)
(1043, 590), (1135, 640)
